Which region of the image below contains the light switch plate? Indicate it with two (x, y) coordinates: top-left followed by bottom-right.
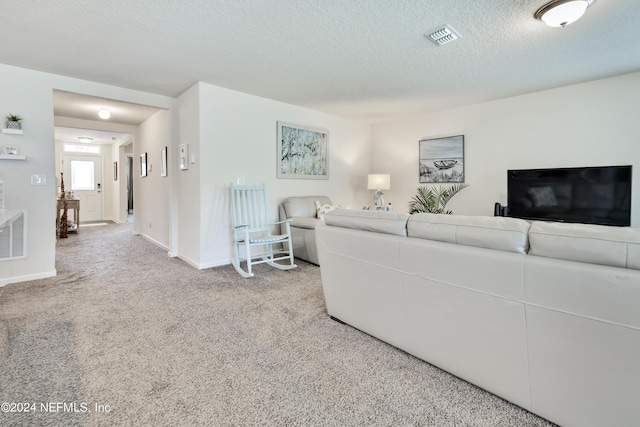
(31, 175), (46, 186)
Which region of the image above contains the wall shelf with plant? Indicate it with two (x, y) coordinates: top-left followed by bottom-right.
(3, 114), (24, 134)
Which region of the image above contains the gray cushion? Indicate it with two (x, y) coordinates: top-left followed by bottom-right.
(529, 220), (640, 269)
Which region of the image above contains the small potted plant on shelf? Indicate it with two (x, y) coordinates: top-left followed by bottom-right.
(5, 114), (23, 130)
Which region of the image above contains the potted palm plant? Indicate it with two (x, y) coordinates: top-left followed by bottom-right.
(408, 183), (469, 214)
(5, 114), (23, 130)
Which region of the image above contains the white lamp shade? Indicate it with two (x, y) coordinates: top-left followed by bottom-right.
(368, 174), (390, 190)
(537, 0), (592, 27)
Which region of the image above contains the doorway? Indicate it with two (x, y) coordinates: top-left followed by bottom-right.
(126, 154), (134, 222)
(62, 154), (103, 222)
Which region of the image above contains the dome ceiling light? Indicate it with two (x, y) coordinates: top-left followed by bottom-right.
(98, 108), (111, 119)
(535, 0), (596, 27)
(77, 137), (93, 143)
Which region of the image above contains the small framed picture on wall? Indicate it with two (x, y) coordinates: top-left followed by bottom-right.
(161, 146), (168, 177)
(140, 152), (148, 177)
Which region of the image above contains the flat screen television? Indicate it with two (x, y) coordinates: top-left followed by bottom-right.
(507, 165), (632, 226)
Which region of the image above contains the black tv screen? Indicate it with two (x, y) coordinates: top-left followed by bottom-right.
(507, 165), (632, 226)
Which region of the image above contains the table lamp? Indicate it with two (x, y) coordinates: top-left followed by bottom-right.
(367, 174), (390, 208)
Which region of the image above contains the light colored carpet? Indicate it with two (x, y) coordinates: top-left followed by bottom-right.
(0, 223), (555, 426)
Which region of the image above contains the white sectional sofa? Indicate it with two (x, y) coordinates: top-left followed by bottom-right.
(316, 209), (640, 427)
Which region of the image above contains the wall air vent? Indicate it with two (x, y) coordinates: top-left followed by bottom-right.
(425, 24), (461, 46)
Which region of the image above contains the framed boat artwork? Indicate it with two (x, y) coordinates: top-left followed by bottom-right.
(419, 135), (464, 183)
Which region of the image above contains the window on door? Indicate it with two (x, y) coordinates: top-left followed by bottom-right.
(64, 144), (101, 154)
(70, 160), (95, 191)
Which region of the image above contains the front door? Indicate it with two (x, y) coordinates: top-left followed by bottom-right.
(62, 154), (103, 222)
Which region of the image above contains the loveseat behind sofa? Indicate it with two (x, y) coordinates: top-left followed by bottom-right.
(279, 196), (332, 265)
(316, 209), (640, 427)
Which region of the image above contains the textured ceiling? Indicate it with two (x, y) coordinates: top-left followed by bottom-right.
(2, 0), (640, 123)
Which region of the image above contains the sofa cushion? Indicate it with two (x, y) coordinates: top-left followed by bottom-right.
(407, 213), (531, 254)
(324, 209), (410, 236)
(315, 200), (341, 221)
(529, 221), (640, 269)
(282, 196), (332, 219)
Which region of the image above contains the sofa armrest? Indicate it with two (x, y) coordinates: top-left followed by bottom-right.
(289, 217), (322, 229)
(324, 209), (410, 236)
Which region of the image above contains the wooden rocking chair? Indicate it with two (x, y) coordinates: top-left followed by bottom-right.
(230, 183), (297, 278)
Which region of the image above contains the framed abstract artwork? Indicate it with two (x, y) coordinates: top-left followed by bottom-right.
(277, 121), (329, 179)
(419, 135), (465, 183)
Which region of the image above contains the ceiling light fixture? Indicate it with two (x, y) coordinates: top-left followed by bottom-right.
(535, 0), (596, 27)
(425, 25), (461, 46)
(98, 108), (111, 119)
(78, 137), (93, 143)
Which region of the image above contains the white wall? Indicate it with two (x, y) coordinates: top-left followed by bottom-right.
(135, 109), (171, 249)
(0, 66), (56, 285)
(192, 82), (371, 268)
(372, 72), (640, 226)
(0, 63), (174, 286)
(176, 84), (201, 266)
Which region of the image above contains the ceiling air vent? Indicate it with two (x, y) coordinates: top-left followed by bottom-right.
(426, 25), (461, 46)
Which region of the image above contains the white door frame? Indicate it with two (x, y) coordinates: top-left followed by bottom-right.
(62, 153), (103, 222)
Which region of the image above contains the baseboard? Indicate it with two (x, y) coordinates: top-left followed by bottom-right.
(139, 233), (169, 251)
(173, 255), (229, 270)
(197, 258), (231, 270)
(175, 254), (201, 269)
(0, 270), (57, 288)
(107, 216), (125, 224)
(330, 316), (346, 325)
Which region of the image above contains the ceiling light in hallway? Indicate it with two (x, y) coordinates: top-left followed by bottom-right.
(98, 108), (111, 119)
